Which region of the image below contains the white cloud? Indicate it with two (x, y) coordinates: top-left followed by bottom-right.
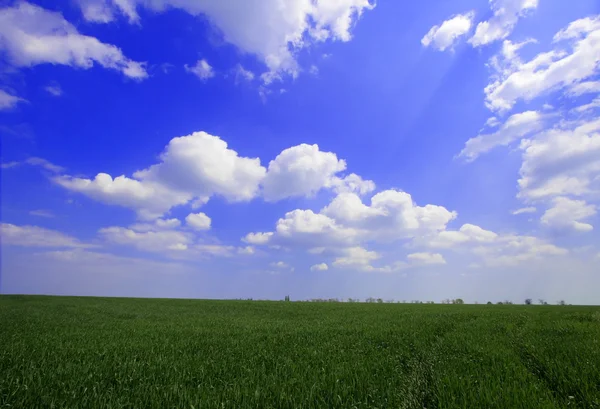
(73, 0), (373, 80)
(248, 190), (456, 252)
(44, 84), (63, 97)
(133, 132), (265, 202)
(310, 262), (328, 271)
(0, 89), (25, 110)
(423, 223), (498, 248)
(421, 12), (474, 51)
(233, 64), (255, 82)
(333, 246), (380, 268)
(56, 131), (265, 219)
(75, 0), (115, 23)
(1, 223), (91, 248)
(26, 157), (65, 173)
(469, 0), (538, 47)
(243, 232), (273, 245)
(275, 209), (359, 248)
(472, 234), (568, 267)
(270, 261), (290, 269)
(541, 197), (595, 232)
(185, 212), (212, 230)
(518, 117), (600, 201)
(572, 97), (600, 114)
(237, 246), (255, 255)
(99, 226), (192, 252)
(55, 173), (191, 220)
(29, 209), (55, 218)
(485, 116), (500, 128)
(406, 252), (446, 265)
(567, 81), (600, 97)
(0, 2), (147, 79)
(262, 144), (347, 201)
(332, 173), (375, 195)
(185, 59), (215, 80)
(485, 16), (600, 112)
(459, 110), (544, 161)
(512, 206), (536, 215)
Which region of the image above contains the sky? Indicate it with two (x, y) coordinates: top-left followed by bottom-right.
(1, 0), (599, 304)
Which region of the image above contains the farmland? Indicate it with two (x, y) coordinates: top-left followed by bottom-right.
(1, 296), (599, 408)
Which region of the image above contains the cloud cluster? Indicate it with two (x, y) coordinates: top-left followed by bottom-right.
(55, 131), (375, 220)
(0, 2), (146, 79)
(485, 16), (600, 112)
(458, 15), (600, 235)
(73, 0), (374, 79)
(421, 0), (538, 52)
(469, 0), (538, 47)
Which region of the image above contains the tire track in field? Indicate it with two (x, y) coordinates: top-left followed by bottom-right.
(400, 314), (481, 409)
(508, 319), (589, 408)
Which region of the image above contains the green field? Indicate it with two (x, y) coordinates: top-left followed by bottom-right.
(1, 296), (599, 408)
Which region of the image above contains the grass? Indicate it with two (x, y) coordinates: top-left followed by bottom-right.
(1, 295), (599, 408)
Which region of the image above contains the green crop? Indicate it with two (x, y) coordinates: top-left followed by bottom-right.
(1, 295), (599, 408)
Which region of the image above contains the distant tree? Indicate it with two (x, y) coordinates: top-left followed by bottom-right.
(538, 299), (547, 305)
(366, 297), (376, 303)
(347, 298), (356, 303)
(284, 295), (290, 302)
(385, 299), (395, 303)
(525, 298), (532, 305)
(487, 301), (492, 305)
(452, 298), (464, 304)
(497, 301), (504, 305)
(376, 298), (384, 304)
(504, 300), (513, 305)
(558, 300), (566, 306)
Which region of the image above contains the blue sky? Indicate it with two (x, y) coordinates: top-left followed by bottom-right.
(1, 0), (599, 303)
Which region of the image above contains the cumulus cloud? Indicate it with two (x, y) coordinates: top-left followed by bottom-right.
(1, 223), (91, 248)
(243, 232), (273, 245)
(421, 12), (474, 51)
(422, 223), (498, 248)
(0, 2), (147, 79)
(185, 59), (215, 80)
(246, 189), (457, 252)
(485, 16), (600, 112)
(0, 89), (26, 110)
(129, 218), (182, 232)
(55, 131), (265, 219)
(73, 0), (373, 79)
(541, 197), (596, 232)
(332, 246), (380, 268)
(262, 144), (347, 201)
(185, 212), (212, 230)
(275, 209), (359, 248)
(310, 262), (328, 271)
(469, 0), (538, 47)
(406, 252), (446, 265)
(55, 173), (191, 220)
